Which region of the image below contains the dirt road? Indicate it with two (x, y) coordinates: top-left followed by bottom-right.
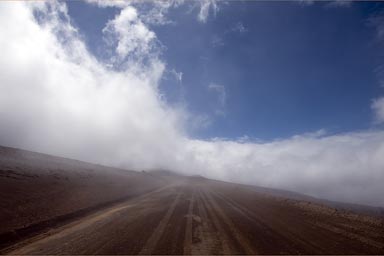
(3, 177), (383, 255)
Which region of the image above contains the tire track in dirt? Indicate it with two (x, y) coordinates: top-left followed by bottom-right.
(7, 185), (175, 255)
(190, 188), (223, 255)
(8, 204), (134, 255)
(5, 178), (384, 255)
(197, 189), (232, 254)
(138, 190), (181, 255)
(1, 184), (174, 254)
(202, 189), (256, 255)
(213, 190), (325, 254)
(183, 189), (194, 255)
(212, 191), (296, 253)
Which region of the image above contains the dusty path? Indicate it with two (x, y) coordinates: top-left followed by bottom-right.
(183, 189), (194, 255)
(3, 177), (384, 255)
(139, 190), (181, 255)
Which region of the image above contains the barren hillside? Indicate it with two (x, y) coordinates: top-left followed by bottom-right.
(0, 146), (383, 254)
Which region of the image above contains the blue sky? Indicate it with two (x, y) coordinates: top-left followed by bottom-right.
(67, 1), (384, 140)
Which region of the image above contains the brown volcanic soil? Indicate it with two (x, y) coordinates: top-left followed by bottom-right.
(1, 146), (384, 254)
(0, 146), (169, 245)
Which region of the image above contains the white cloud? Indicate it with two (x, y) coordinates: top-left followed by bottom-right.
(1, 1), (384, 208)
(198, 0), (218, 23)
(86, 0), (183, 25)
(297, 0), (315, 6)
(0, 1), (184, 171)
(85, 0), (129, 8)
(140, 0), (185, 25)
(170, 69), (183, 83)
(372, 98), (384, 124)
(103, 6), (157, 61)
(298, 0), (351, 7)
(185, 130), (384, 207)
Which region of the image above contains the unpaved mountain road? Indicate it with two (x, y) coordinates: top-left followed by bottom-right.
(3, 177), (384, 255)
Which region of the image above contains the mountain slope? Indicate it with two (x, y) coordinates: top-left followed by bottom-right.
(0, 145), (383, 254)
(0, 145), (171, 247)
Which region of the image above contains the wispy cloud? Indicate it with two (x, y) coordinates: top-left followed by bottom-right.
(211, 22), (247, 48)
(197, 0), (219, 23)
(372, 98), (384, 124)
(325, 0), (352, 8)
(208, 83), (227, 115)
(87, 0), (183, 25)
(298, 0), (352, 8)
(170, 69), (183, 83)
(211, 35), (225, 47)
(297, 0), (315, 6)
(369, 12), (384, 125)
(231, 22), (247, 33)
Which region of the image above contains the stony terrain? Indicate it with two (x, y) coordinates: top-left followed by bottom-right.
(0, 145), (383, 254)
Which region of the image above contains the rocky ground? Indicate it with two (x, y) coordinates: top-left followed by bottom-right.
(0, 145), (383, 254)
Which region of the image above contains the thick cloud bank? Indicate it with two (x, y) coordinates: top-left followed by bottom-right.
(1, 2), (384, 207)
